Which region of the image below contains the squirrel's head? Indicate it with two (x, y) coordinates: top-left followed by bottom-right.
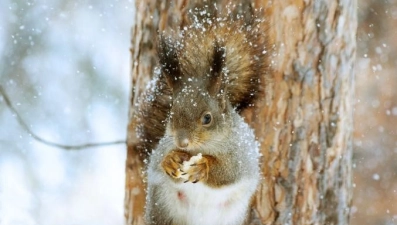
(159, 36), (231, 150)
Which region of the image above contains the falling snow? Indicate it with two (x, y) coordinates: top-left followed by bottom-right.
(352, 1), (397, 225)
(0, 1), (134, 225)
(0, 0), (396, 225)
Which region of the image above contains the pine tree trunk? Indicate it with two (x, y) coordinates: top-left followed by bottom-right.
(124, 0), (356, 225)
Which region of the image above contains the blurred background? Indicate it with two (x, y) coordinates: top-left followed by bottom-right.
(0, 0), (396, 225)
(353, 0), (397, 224)
(0, 0), (133, 224)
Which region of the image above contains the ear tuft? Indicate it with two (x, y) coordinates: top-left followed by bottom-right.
(158, 35), (181, 90)
(211, 43), (224, 77)
(208, 43), (227, 111)
(208, 42), (225, 96)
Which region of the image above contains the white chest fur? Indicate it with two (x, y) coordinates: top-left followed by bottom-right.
(146, 117), (260, 225)
(154, 176), (256, 225)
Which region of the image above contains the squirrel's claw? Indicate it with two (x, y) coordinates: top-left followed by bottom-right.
(182, 157), (209, 184)
(162, 151), (210, 184)
(161, 150), (191, 179)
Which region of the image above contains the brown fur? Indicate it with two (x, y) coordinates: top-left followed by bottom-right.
(134, 76), (172, 160)
(136, 9), (270, 159)
(144, 9), (267, 224)
(160, 16), (270, 111)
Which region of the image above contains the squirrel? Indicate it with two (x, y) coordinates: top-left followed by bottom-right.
(144, 10), (270, 225)
(134, 9), (270, 161)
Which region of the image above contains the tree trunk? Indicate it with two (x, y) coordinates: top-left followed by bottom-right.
(124, 0), (356, 225)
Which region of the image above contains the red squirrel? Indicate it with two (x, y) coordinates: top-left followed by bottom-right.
(144, 10), (270, 225)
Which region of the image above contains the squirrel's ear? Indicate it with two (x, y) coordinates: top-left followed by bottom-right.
(208, 43), (226, 96)
(158, 35), (181, 90)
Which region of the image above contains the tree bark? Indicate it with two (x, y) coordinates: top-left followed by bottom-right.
(125, 0), (356, 225)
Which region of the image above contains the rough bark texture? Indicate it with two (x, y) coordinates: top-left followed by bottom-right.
(125, 0), (356, 225)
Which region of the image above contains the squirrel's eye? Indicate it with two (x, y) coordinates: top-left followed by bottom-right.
(202, 113), (212, 126)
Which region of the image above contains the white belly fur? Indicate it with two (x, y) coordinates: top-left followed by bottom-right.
(157, 177), (257, 225)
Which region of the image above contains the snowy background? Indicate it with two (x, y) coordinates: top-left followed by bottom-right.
(0, 0), (396, 225)
(0, 0), (133, 225)
(352, 1), (397, 224)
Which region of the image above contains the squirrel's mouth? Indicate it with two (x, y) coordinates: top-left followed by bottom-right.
(175, 144), (194, 151)
(174, 140), (201, 152)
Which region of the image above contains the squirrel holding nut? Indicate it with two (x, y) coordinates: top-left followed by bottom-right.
(145, 10), (270, 225)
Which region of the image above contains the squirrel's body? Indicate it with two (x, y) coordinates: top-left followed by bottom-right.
(147, 112), (259, 225)
(144, 11), (268, 225)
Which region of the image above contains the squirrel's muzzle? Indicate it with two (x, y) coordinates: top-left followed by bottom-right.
(174, 130), (190, 149)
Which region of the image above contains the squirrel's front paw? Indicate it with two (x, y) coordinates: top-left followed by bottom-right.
(180, 154), (209, 183)
(161, 150), (191, 179)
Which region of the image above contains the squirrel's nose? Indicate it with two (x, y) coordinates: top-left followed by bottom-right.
(175, 129), (191, 149)
(176, 138), (189, 149)
(175, 130), (190, 149)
